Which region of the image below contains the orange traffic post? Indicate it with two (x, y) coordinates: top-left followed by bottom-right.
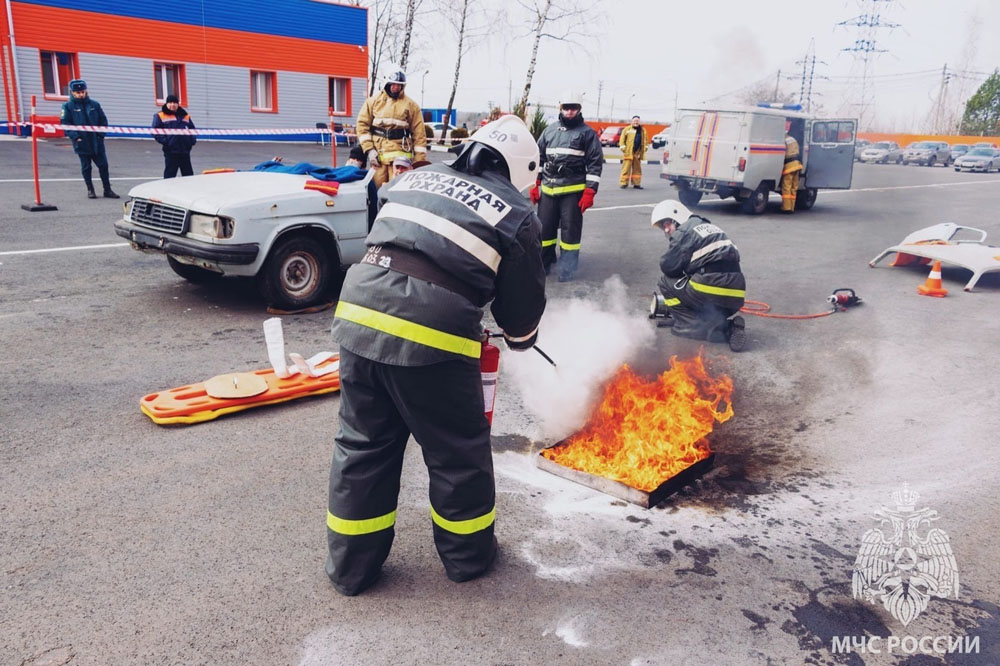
(21, 95), (58, 212)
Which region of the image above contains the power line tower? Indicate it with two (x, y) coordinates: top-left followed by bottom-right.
(837, 0), (901, 129)
(927, 64), (953, 134)
(795, 39), (828, 113)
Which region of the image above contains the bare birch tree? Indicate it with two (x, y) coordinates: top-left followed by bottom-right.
(514, 0), (599, 118)
(398, 0), (421, 70)
(367, 0), (404, 96)
(434, 0), (493, 143)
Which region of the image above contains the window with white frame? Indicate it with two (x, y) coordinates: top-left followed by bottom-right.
(40, 51), (78, 98)
(251, 71), (276, 112)
(154, 63), (183, 104)
(329, 77), (349, 115)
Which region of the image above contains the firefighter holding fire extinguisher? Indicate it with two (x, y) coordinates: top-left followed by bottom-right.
(325, 115), (547, 596)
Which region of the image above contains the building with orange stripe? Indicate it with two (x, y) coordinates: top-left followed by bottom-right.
(0, 0), (367, 134)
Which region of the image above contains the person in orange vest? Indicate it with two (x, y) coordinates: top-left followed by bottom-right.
(618, 115), (648, 188)
(781, 122), (803, 213)
(152, 95), (196, 178)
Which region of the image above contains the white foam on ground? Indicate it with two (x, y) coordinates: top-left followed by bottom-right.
(542, 615), (589, 647)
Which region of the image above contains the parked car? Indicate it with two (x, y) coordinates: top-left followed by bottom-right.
(651, 129), (670, 149)
(114, 171), (375, 309)
(860, 141), (903, 164)
(428, 122), (456, 135)
(972, 142), (999, 149)
(854, 139), (871, 161)
(600, 125), (624, 146)
(902, 141), (951, 166)
(950, 144), (971, 162)
(953, 147), (1000, 173)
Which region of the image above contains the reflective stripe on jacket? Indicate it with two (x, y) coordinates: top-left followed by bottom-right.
(356, 91), (427, 161)
(153, 108), (196, 154)
(332, 164), (546, 365)
(659, 215), (745, 304)
(783, 135), (803, 174)
(619, 125), (648, 160)
(537, 117), (603, 194)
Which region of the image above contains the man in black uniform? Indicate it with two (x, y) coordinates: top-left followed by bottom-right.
(652, 199), (747, 352)
(530, 91), (603, 282)
(60, 79), (118, 199)
(326, 115), (547, 595)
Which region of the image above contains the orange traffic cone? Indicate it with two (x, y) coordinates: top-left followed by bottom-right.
(917, 260), (948, 297)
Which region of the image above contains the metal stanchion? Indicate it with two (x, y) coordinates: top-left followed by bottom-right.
(329, 106), (337, 167)
(21, 94), (57, 212)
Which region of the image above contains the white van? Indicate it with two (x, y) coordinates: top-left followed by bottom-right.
(660, 105), (856, 214)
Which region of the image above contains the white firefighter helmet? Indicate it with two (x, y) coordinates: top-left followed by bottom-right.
(559, 90), (584, 109)
(650, 199), (692, 229)
(470, 115), (540, 192)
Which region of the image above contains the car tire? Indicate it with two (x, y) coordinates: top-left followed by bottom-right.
(928, 157), (936, 167)
(678, 188), (703, 208)
(902, 160), (909, 166)
(741, 185), (768, 215)
(794, 188), (817, 210)
(257, 235), (332, 310)
(167, 255), (222, 283)
(896, 156), (903, 164)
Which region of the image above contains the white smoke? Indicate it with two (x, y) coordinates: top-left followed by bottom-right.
(502, 275), (655, 441)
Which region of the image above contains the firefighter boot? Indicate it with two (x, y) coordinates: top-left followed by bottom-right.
(727, 316), (747, 352)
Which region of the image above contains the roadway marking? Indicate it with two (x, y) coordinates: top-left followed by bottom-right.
(0, 176), (158, 183)
(0, 242), (129, 256)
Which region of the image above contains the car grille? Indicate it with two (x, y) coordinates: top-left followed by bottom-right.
(128, 199), (188, 233)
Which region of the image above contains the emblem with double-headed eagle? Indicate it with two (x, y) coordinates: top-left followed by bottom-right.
(851, 484), (960, 626)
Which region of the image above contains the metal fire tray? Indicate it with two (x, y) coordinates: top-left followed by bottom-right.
(535, 445), (715, 509)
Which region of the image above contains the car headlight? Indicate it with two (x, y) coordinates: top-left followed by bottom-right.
(123, 199), (134, 217)
(188, 213), (236, 239)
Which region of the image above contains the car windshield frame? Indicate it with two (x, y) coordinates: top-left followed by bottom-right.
(872, 142), (893, 149)
(966, 148), (994, 157)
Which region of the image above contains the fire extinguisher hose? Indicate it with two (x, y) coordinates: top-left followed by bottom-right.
(740, 300), (836, 320)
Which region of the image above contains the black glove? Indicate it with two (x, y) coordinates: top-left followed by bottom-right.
(503, 329), (538, 352)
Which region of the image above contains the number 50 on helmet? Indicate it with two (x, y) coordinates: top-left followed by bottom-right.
(469, 116), (540, 192)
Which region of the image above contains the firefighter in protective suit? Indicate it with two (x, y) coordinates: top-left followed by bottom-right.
(530, 91), (603, 282)
(356, 70), (428, 188)
(326, 115), (547, 596)
(781, 125), (803, 213)
(652, 200), (747, 352)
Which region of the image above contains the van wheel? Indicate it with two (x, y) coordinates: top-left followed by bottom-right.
(167, 255), (222, 283)
(258, 236), (332, 310)
(678, 188), (702, 208)
(927, 157), (936, 167)
(794, 188), (817, 210)
(741, 185), (768, 215)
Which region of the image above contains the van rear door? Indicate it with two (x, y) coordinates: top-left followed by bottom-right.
(805, 119), (856, 189)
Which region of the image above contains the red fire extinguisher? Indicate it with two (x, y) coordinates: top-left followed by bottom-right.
(481, 330), (500, 425)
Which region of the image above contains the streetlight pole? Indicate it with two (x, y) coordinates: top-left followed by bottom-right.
(421, 70), (429, 107)
(627, 93), (636, 119)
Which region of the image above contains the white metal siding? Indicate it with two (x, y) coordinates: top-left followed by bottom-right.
(14, 48), (364, 128)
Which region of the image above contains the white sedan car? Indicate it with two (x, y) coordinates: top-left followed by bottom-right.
(953, 148), (1000, 173)
(114, 171), (373, 309)
(651, 130), (669, 149)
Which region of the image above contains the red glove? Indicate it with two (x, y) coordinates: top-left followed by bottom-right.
(529, 182), (541, 205)
(578, 187), (596, 213)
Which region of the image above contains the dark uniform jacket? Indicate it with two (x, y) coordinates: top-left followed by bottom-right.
(660, 215), (746, 303)
(537, 117), (603, 195)
(153, 106), (197, 154)
(61, 96), (107, 155)
(333, 163), (547, 366)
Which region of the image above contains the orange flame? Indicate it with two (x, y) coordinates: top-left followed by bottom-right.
(541, 353), (733, 492)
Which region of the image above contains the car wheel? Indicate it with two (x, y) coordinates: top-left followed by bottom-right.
(741, 185), (768, 215)
(928, 157), (936, 167)
(258, 235), (332, 310)
(896, 156), (903, 164)
(678, 188), (703, 208)
(902, 160), (909, 166)
(794, 188), (817, 211)
(167, 255), (222, 283)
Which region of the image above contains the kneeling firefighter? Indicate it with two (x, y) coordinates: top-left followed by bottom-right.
(326, 115), (547, 595)
(651, 200), (747, 352)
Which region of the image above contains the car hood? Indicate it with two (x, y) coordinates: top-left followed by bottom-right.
(126, 171), (354, 214)
(863, 149), (888, 154)
(957, 156), (989, 163)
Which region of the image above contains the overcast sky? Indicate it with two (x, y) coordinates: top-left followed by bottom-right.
(409, 0), (1000, 131)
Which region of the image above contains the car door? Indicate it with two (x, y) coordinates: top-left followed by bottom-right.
(805, 119), (855, 189)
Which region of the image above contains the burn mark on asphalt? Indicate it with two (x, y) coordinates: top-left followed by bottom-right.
(742, 609), (771, 632)
(625, 515), (651, 526)
(490, 434), (533, 453)
(672, 539), (718, 577)
(780, 583), (889, 666)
